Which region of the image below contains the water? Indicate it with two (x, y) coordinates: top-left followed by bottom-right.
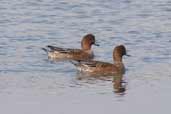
(0, 0), (171, 113)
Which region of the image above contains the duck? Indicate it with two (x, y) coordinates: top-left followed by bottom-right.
(71, 45), (129, 75)
(42, 34), (99, 60)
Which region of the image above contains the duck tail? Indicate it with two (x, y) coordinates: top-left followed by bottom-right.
(47, 45), (56, 50)
(42, 47), (49, 53)
(70, 60), (81, 66)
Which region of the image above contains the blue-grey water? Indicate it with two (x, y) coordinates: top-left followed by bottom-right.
(0, 0), (171, 114)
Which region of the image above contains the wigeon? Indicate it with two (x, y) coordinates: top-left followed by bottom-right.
(71, 45), (129, 75)
(42, 34), (99, 60)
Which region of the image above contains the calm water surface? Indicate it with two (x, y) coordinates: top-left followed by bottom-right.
(0, 0), (171, 114)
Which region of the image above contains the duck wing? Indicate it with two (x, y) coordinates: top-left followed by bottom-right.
(71, 60), (112, 68)
(45, 45), (81, 54)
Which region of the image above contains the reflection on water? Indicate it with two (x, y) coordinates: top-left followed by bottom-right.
(75, 71), (126, 94)
(0, 0), (171, 114)
(113, 74), (126, 94)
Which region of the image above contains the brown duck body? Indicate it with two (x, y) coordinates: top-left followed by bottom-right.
(48, 48), (94, 60)
(73, 60), (125, 75)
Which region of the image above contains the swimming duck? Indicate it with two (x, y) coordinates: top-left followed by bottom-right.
(42, 34), (99, 60)
(71, 45), (129, 75)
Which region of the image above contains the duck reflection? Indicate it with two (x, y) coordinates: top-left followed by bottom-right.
(75, 72), (113, 81)
(74, 72), (127, 95)
(113, 73), (126, 94)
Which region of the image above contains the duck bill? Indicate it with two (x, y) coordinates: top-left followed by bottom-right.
(125, 54), (131, 57)
(94, 43), (100, 46)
